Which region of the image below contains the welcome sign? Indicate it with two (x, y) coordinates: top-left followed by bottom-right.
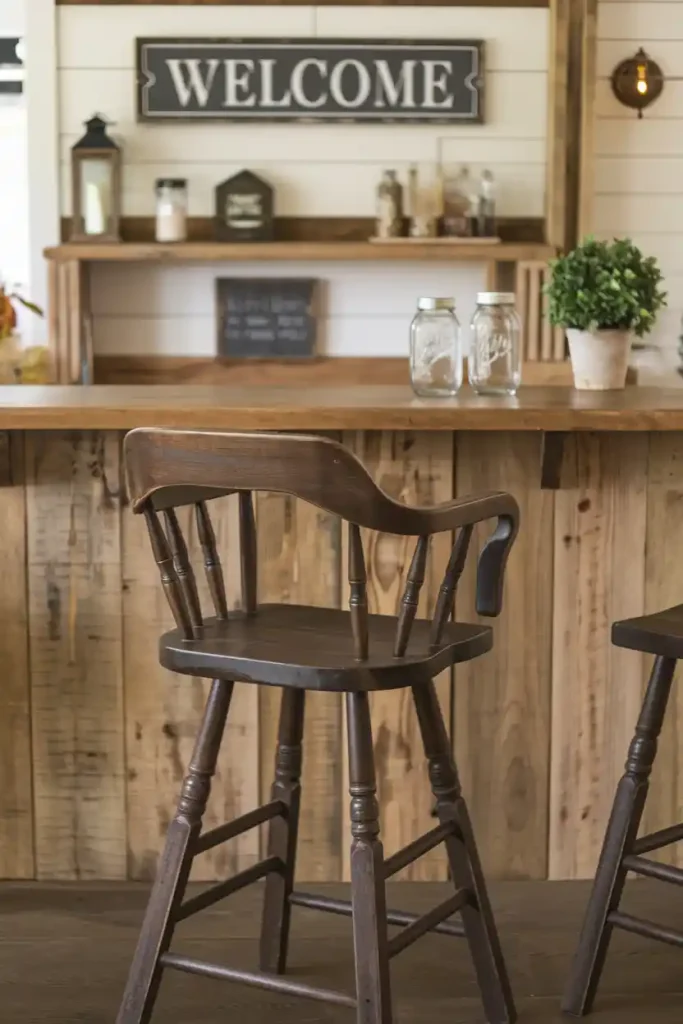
(136, 38), (485, 123)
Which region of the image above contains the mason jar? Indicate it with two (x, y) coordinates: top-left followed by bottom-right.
(469, 292), (522, 395)
(155, 178), (188, 242)
(409, 298), (462, 398)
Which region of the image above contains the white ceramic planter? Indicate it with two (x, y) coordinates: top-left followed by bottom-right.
(566, 328), (633, 391)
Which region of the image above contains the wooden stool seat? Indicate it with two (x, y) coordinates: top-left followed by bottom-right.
(116, 428), (521, 1024)
(612, 604), (683, 658)
(160, 604), (493, 691)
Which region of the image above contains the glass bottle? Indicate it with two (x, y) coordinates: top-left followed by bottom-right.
(469, 292), (522, 395)
(376, 170), (403, 239)
(410, 297), (462, 397)
(477, 169), (497, 238)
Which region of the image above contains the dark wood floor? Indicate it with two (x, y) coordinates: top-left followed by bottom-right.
(1, 880), (682, 1022)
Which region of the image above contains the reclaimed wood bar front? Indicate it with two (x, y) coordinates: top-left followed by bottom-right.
(2, 384), (683, 886)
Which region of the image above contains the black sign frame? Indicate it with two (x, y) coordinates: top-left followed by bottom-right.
(136, 37), (485, 124)
(216, 277), (318, 360)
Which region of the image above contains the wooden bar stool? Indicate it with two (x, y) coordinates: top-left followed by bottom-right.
(117, 428), (520, 1024)
(564, 609), (683, 1016)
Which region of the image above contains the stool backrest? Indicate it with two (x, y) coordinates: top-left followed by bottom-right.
(124, 428), (519, 658)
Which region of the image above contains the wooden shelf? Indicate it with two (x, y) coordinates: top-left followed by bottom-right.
(44, 240), (555, 264)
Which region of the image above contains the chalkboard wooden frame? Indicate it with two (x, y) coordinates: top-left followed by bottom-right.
(216, 277), (319, 359)
(136, 37), (485, 123)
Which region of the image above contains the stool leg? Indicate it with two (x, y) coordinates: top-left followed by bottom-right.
(346, 691), (393, 1024)
(563, 655), (676, 1017)
(413, 680), (516, 1024)
(259, 688), (306, 974)
(116, 678), (234, 1024)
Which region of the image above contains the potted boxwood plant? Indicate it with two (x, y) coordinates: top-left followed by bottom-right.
(545, 237), (667, 390)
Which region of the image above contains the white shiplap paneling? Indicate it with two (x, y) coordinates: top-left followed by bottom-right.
(58, 4), (548, 358)
(593, 0), (683, 358)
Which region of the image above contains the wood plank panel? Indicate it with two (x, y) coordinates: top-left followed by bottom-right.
(549, 432), (648, 879)
(257, 486), (342, 882)
(0, 436), (33, 878)
(641, 433), (683, 865)
(26, 431), (126, 879)
(123, 491), (259, 881)
(341, 431), (454, 881)
(455, 432), (553, 880)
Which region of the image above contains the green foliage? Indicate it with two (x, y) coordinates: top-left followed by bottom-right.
(545, 237), (667, 338)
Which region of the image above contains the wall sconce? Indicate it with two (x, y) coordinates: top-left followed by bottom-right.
(611, 48), (664, 119)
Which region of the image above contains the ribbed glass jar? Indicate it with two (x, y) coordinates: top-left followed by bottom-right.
(409, 297), (462, 397)
(469, 292), (522, 395)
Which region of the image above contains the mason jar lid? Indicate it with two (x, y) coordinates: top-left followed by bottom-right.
(155, 178), (188, 190)
(417, 297), (455, 311)
(476, 292), (516, 306)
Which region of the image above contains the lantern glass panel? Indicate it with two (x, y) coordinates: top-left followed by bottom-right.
(79, 157), (114, 236)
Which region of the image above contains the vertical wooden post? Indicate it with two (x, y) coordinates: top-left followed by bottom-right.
(546, 0), (571, 251)
(579, 0), (598, 239)
(56, 261), (70, 384)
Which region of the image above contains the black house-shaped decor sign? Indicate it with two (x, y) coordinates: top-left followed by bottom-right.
(215, 170), (274, 242)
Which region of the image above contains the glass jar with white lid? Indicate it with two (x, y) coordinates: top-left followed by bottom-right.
(469, 292), (522, 395)
(409, 297), (463, 398)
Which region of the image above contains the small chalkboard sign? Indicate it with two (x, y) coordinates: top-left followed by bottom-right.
(216, 278), (318, 358)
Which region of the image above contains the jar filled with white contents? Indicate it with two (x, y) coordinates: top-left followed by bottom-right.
(155, 178), (188, 242)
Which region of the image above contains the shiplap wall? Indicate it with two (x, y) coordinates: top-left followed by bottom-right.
(594, 0), (683, 367)
(57, 5), (548, 357)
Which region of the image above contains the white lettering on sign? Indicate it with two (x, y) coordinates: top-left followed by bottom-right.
(166, 58), (219, 107)
(291, 58), (327, 108)
(329, 59), (372, 109)
(423, 60), (453, 108)
(260, 58), (291, 107)
(224, 59), (256, 107)
(374, 59), (416, 108)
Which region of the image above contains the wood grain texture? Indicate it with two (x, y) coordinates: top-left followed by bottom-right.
(60, 216), (545, 246)
(56, 0), (550, 7)
(546, 0), (570, 249)
(578, 0), (598, 240)
(0, 436), (33, 878)
(95, 355), (587, 388)
(0, 384), (679, 433)
(341, 431), (454, 881)
(45, 240), (555, 264)
(256, 483), (342, 882)
(641, 434), (683, 866)
(455, 432), (553, 879)
(123, 491), (259, 881)
(549, 433), (648, 880)
(26, 431), (126, 879)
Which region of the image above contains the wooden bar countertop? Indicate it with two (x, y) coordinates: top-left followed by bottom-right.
(1, 384), (683, 431)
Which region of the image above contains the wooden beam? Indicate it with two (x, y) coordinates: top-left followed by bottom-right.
(57, 0), (549, 7)
(546, 0), (571, 250)
(578, 0), (598, 239)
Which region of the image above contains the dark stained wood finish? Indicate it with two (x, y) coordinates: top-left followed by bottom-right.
(60, 215), (546, 245)
(5, 385), (683, 432)
(564, 654), (678, 1016)
(117, 427), (520, 1023)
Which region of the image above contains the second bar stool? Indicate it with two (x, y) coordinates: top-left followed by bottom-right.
(564, 606), (683, 1015)
(117, 427), (520, 1024)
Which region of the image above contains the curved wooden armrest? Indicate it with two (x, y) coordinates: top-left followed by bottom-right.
(426, 492), (519, 619)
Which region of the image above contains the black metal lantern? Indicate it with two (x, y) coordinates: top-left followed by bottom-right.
(70, 114), (122, 242)
(611, 48), (664, 119)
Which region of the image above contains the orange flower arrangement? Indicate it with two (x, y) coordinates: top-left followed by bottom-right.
(0, 282), (43, 341)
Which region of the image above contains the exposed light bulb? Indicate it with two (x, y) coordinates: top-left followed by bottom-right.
(637, 79), (648, 94)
